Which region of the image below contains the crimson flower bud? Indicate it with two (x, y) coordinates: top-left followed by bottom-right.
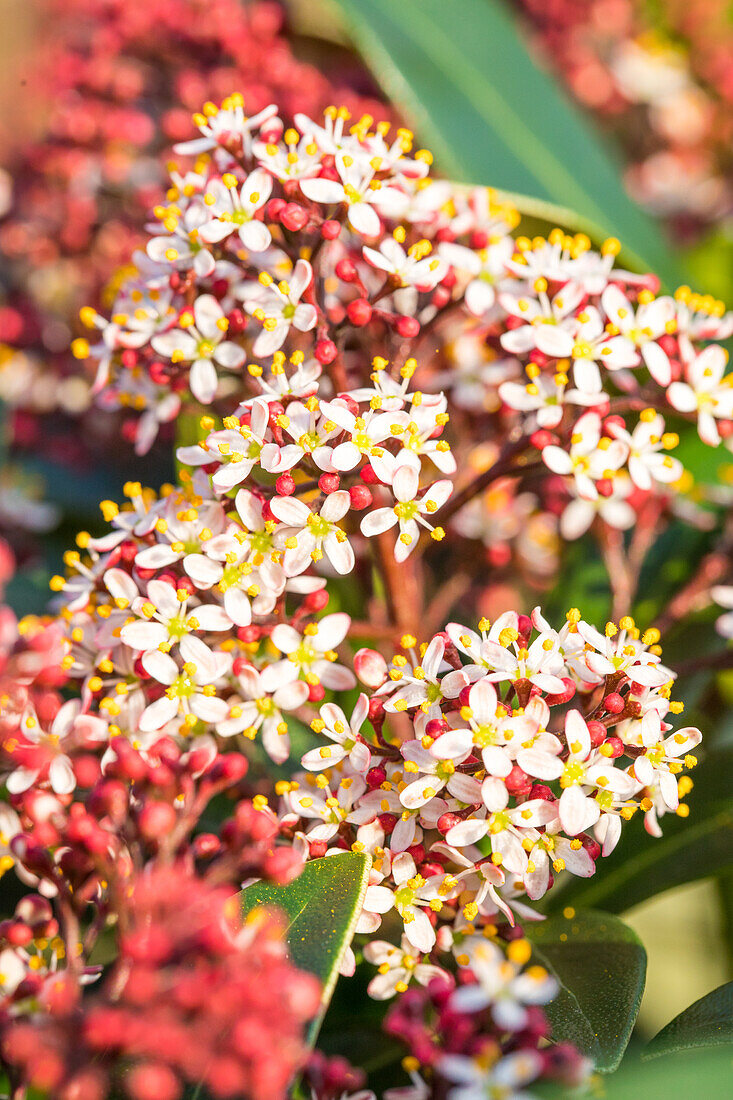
(280, 203), (309, 231)
(125, 1063), (180, 1100)
(321, 219), (341, 239)
(504, 766), (532, 796)
(545, 678), (577, 705)
(604, 736), (624, 758)
(319, 473), (340, 494)
(396, 315), (420, 338)
(603, 692), (625, 714)
(138, 802), (176, 840)
(378, 813), (397, 834)
(529, 784), (555, 802)
(315, 339), (337, 364)
(307, 682), (325, 702)
(360, 463), (379, 484)
(304, 589), (329, 611)
(437, 812), (462, 836)
(275, 473), (295, 496)
(425, 718), (449, 737)
(265, 197), (286, 221)
(335, 258), (357, 282)
(349, 484), (372, 510)
(346, 298), (372, 326)
(586, 720), (607, 747)
(366, 765), (387, 790)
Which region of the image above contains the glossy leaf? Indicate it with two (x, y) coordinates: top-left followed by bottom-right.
(603, 1049), (733, 1099)
(240, 852), (371, 1039)
(645, 981), (733, 1059)
(543, 799), (733, 915)
(328, 0), (683, 285)
(527, 909), (646, 1072)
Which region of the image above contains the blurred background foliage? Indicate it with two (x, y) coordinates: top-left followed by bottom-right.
(0, 0), (732, 1076)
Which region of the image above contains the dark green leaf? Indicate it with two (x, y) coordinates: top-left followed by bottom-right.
(543, 800), (733, 915)
(645, 982), (733, 1059)
(240, 852), (371, 1040)
(603, 1049), (733, 1099)
(526, 909), (646, 1072)
(327, 0), (683, 285)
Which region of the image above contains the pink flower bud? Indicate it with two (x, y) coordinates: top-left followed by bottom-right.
(354, 647), (388, 688)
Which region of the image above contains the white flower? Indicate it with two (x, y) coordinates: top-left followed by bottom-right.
(317, 399), (401, 473)
(451, 937), (557, 1029)
(560, 474), (636, 540)
(712, 585), (733, 637)
(519, 709), (637, 835)
(152, 295), (245, 403)
(631, 711), (701, 812)
(301, 151), (408, 236)
(369, 851), (457, 952)
(499, 370), (596, 429)
(5, 702), (107, 796)
(271, 490), (355, 576)
(200, 169), (273, 253)
(399, 738), (481, 810)
(607, 412), (683, 490)
(363, 936), (447, 999)
(146, 201), (216, 278)
(287, 773), (367, 842)
(372, 401), (456, 480)
(380, 635), (469, 716)
(363, 237), (447, 290)
(439, 238), (513, 315)
(569, 304), (639, 392)
(667, 345), (733, 446)
(254, 130), (323, 181)
(120, 579), (230, 667)
(173, 96), (277, 157)
(360, 466), (452, 562)
(499, 281), (584, 358)
(179, 399), (280, 493)
(217, 666), (308, 763)
(243, 260), (317, 356)
(440, 1049), (543, 1100)
(302, 695), (371, 772)
(138, 649), (231, 733)
(575, 620), (670, 687)
(601, 285), (676, 386)
(262, 613), (355, 692)
(542, 411), (626, 500)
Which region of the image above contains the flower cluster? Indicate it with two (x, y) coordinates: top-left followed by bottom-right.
(64, 94), (732, 629)
(280, 608), (700, 993)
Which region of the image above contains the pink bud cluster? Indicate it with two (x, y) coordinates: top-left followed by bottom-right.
(1, 867), (320, 1100)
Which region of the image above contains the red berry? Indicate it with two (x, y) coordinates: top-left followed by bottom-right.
(321, 219), (341, 240)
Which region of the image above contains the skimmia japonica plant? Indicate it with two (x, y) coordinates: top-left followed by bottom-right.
(1, 88), (732, 1100)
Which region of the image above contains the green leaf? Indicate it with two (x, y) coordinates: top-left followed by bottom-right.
(542, 800), (733, 915)
(326, 0), (683, 286)
(603, 1049), (733, 1099)
(645, 981), (733, 1059)
(240, 852), (371, 1040)
(526, 909), (646, 1072)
